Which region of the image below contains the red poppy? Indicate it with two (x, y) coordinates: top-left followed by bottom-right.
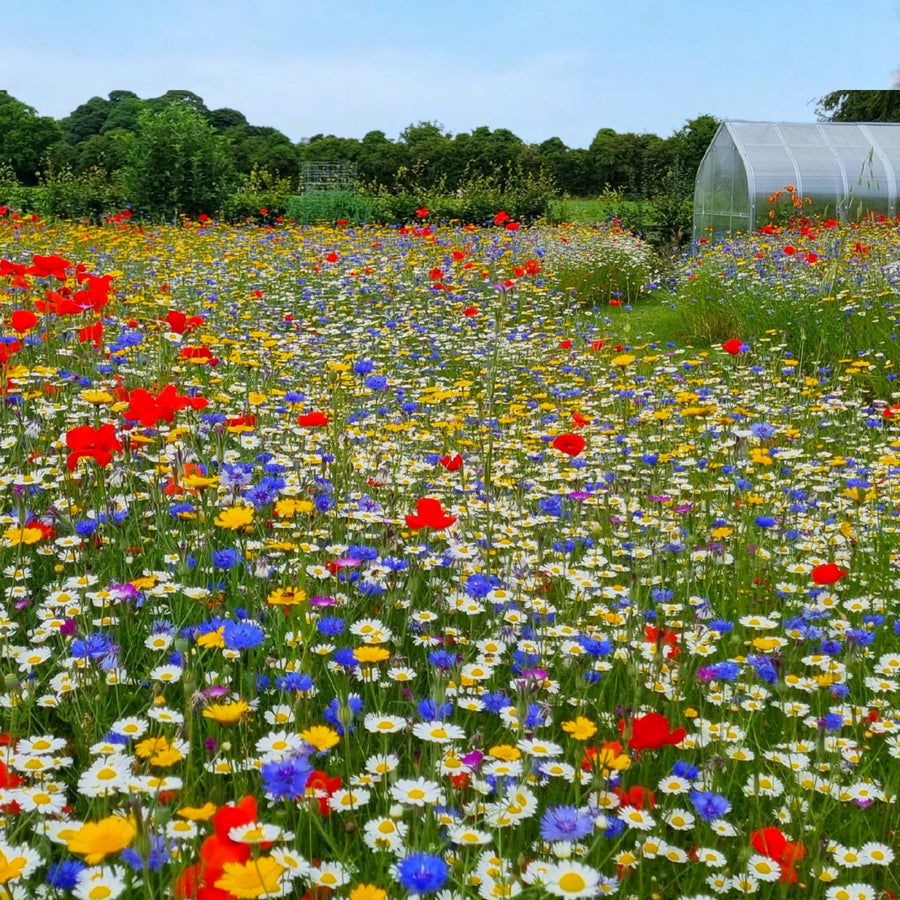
(416, 207), (429, 219)
(405, 497), (457, 531)
(452, 250), (466, 261)
(429, 268), (444, 281)
(618, 712), (685, 751)
(505, 222), (520, 231)
(9, 310), (38, 333)
(783, 245), (795, 255)
(559, 339), (572, 349)
(615, 785), (656, 809)
(75, 321), (103, 348)
(811, 562), (847, 585)
(591, 340), (604, 352)
(722, 338), (744, 355)
(552, 433), (585, 457)
(297, 411), (329, 427)
(165, 309), (203, 334)
(609, 298), (622, 306)
(26, 254), (73, 281)
(750, 827), (805, 883)
(462, 306), (478, 317)
(123, 384), (208, 428)
(65, 423), (123, 471)
(645, 625), (679, 658)
(179, 345), (219, 365)
(225, 414), (256, 429)
(806, 252), (818, 263)
(493, 211), (510, 225)
(524, 258), (541, 275)
(306, 770), (342, 817)
(439, 454), (463, 471)
(571, 412), (591, 428)
(325, 252), (339, 263)
(823, 218), (838, 228)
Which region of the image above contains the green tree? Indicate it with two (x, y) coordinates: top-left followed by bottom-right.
(126, 103), (234, 218)
(816, 90), (900, 122)
(60, 96), (110, 144)
(357, 130), (409, 189)
(668, 114), (719, 196)
(0, 96), (63, 184)
(102, 97), (148, 134)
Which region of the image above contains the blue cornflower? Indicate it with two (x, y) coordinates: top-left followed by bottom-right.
(754, 516), (777, 529)
(353, 359), (374, 375)
(427, 650), (458, 670)
(46, 860), (86, 889)
(465, 574), (492, 598)
(673, 760), (699, 780)
(365, 374), (389, 390)
(261, 756), (313, 800)
(276, 672), (314, 693)
(74, 519), (98, 537)
(122, 834), (171, 872)
(317, 617), (345, 636)
(222, 620), (265, 651)
(212, 547), (242, 570)
(539, 805), (594, 841)
(417, 699), (453, 720)
(395, 853), (448, 894)
(689, 789), (731, 821)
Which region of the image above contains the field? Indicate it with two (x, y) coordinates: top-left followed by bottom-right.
(0, 212), (898, 900)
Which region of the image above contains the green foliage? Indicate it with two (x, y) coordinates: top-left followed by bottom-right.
(0, 96), (64, 184)
(126, 104), (235, 218)
(0, 162), (126, 221)
(223, 166), (296, 221)
(816, 90), (900, 122)
(673, 269), (743, 345)
(285, 190), (379, 225)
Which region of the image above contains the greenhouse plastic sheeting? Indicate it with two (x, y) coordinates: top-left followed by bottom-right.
(693, 121), (900, 242)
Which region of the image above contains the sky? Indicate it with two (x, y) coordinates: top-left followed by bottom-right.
(4, 0), (899, 148)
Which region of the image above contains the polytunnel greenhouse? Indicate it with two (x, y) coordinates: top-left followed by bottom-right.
(693, 121), (900, 242)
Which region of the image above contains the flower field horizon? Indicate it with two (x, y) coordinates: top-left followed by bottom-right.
(0, 211), (898, 899)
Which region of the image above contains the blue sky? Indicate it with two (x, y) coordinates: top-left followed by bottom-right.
(5, 0), (899, 147)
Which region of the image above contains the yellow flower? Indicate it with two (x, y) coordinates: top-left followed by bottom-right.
(488, 744), (521, 761)
(183, 472), (219, 490)
(215, 505), (255, 530)
(2, 526), (45, 546)
(350, 885), (388, 900)
(177, 802), (218, 821)
(274, 498), (314, 518)
(0, 848), (29, 885)
(248, 392), (267, 406)
(267, 587), (307, 607)
(353, 646), (390, 664)
(561, 716), (597, 741)
(749, 448), (772, 465)
(66, 815), (136, 864)
(300, 725), (340, 751)
(135, 736), (169, 760)
(612, 354), (636, 366)
(710, 526), (732, 539)
(215, 857), (285, 899)
(81, 389), (113, 404)
(203, 700), (251, 726)
(591, 742), (631, 776)
(197, 627), (225, 649)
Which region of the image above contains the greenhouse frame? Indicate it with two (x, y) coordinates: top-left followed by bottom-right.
(693, 121), (900, 242)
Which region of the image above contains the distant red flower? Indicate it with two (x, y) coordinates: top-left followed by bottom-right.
(559, 339), (572, 349)
(609, 298), (622, 306)
(823, 218), (838, 228)
(505, 221), (520, 231)
(615, 785), (656, 809)
(524, 258), (541, 275)
(722, 338), (744, 355)
(783, 245), (795, 255)
(591, 340), (604, 352)
(552, 433), (585, 457)
(645, 625), (679, 658)
(165, 309), (203, 334)
(618, 713), (685, 751)
(179, 345), (219, 365)
(493, 211), (510, 225)
(325, 252), (339, 263)
(571, 412), (591, 428)
(416, 207), (429, 219)
(462, 306), (478, 317)
(806, 252), (818, 263)
(9, 309), (37, 333)
(811, 562), (847, 585)
(297, 411), (329, 427)
(439, 454), (463, 471)
(225, 414), (256, 429)
(65, 423), (123, 471)
(429, 268), (444, 281)
(405, 497), (457, 531)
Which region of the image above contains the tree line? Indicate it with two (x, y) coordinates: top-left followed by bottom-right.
(0, 87), (719, 200)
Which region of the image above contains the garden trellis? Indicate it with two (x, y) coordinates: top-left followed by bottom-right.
(693, 121), (900, 242)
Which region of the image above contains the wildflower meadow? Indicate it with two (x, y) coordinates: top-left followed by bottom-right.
(0, 208), (898, 900)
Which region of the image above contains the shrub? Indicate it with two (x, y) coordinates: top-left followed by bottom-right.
(285, 191), (380, 225)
